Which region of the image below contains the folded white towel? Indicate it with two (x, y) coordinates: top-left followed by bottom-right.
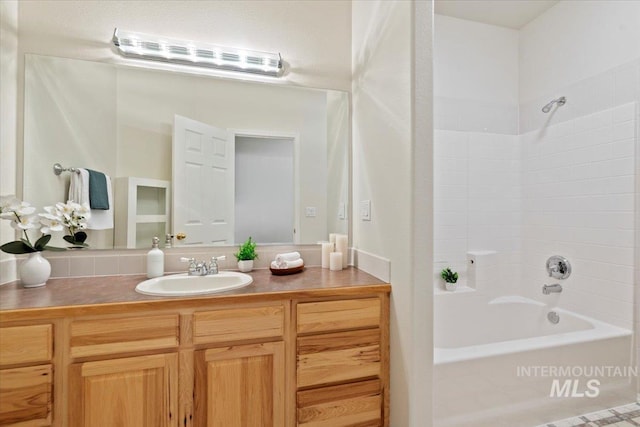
(275, 252), (301, 268)
(271, 258), (304, 270)
(69, 168), (90, 206)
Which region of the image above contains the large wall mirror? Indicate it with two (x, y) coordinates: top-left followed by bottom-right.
(24, 54), (349, 250)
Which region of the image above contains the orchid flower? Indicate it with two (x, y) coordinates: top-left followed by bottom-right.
(1, 196), (68, 254)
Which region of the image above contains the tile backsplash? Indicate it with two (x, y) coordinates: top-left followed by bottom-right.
(25, 245), (324, 279)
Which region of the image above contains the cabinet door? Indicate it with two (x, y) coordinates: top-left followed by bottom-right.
(69, 353), (178, 427)
(194, 342), (285, 427)
(0, 365), (52, 426)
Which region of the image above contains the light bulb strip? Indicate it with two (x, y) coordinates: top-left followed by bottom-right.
(112, 28), (283, 77)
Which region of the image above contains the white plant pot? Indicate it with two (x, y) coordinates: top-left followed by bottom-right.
(237, 260), (254, 272)
(444, 281), (457, 292)
(20, 252), (51, 288)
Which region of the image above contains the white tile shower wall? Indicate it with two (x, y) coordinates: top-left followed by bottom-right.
(433, 130), (521, 292)
(434, 130), (468, 288)
(435, 97), (519, 135)
(521, 102), (636, 329)
(520, 60), (640, 134)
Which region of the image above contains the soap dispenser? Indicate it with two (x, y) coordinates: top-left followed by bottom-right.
(147, 236), (164, 278)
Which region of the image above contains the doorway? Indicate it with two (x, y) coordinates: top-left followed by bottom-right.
(234, 134), (296, 244)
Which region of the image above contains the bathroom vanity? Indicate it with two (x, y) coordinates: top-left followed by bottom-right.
(0, 267), (390, 427)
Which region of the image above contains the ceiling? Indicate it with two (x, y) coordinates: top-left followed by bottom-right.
(434, 0), (560, 29)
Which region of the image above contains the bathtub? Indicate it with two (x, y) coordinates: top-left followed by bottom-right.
(434, 293), (635, 427)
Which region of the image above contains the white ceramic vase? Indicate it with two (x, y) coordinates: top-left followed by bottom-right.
(237, 260), (254, 272)
(444, 281), (457, 292)
(20, 252), (51, 288)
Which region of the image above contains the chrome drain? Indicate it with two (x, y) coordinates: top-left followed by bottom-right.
(547, 311), (560, 324)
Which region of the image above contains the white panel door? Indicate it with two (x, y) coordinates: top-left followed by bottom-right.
(172, 115), (234, 246)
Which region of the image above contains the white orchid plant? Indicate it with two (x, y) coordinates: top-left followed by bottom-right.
(0, 196), (91, 254)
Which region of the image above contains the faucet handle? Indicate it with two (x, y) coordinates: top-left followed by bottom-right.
(180, 257), (197, 274)
(208, 256), (225, 275)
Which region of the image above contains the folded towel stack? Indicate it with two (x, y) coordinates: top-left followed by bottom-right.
(270, 251), (304, 270)
(69, 168), (114, 230)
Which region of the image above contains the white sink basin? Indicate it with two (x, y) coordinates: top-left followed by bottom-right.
(135, 272), (253, 296)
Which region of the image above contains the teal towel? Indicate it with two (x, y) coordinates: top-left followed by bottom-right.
(87, 169), (109, 210)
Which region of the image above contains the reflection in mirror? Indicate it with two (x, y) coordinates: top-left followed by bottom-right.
(24, 54), (349, 250)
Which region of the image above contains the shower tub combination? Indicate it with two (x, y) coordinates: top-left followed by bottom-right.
(433, 293), (635, 427)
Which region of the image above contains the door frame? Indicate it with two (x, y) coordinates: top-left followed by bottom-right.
(228, 129), (301, 244)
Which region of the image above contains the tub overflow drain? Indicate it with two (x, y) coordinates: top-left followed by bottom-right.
(547, 311), (560, 324)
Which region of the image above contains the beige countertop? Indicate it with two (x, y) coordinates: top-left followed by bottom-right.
(0, 267), (389, 321)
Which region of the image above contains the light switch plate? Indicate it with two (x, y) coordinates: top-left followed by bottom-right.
(338, 202), (346, 220)
(305, 207), (317, 218)
(360, 200), (371, 221)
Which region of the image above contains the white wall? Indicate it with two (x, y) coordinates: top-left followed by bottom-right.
(326, 91), (349, 237)
(434, 15), (519, 135)
(0, 1), (18, 284)
(519, 1), (640, 104)
(353, 1), (433, 425)
(16, 1), (351, 91)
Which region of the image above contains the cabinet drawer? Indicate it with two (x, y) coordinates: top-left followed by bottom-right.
(297, 329), (380, 388)
(298, 379), (382, 427)
(0, 324), (52, 367)
(297, 298), (380, 334)
(0, 364), (52, 426)
(70, 314), (179, 358)
(193, 304), (284, 345)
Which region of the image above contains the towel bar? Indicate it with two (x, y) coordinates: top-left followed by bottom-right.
(53, 163), (80, 176)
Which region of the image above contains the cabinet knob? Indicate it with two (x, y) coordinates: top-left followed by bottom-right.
(176, 233), (187, 241)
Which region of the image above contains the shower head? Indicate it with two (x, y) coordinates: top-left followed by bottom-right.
(541, 96), (566, 113)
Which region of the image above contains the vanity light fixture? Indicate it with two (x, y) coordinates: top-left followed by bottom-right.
(112, 28), (283, 77)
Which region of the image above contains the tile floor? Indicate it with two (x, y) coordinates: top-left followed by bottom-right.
(538, 403), (640, 427)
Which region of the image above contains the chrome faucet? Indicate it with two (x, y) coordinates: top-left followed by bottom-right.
(542, 283), (562, 295)
(181, 257), (208, 276)
(181, 256), (226, 276)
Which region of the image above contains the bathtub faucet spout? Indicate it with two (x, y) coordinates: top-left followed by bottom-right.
(542, 283), (562, 295)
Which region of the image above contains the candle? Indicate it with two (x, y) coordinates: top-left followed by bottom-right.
(321, 242), (333, 269)
(329, 233), (337, 245)
(330, 252), (342, 271)
(335, 234), (348, 267)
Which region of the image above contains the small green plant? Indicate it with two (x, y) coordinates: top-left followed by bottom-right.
(234, 237), (258, 261)
(440, 267), (458, 284)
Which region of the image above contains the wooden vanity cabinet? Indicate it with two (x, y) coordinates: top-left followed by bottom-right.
(0, 285), (389, 427)
(0, 324), (53, 426)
